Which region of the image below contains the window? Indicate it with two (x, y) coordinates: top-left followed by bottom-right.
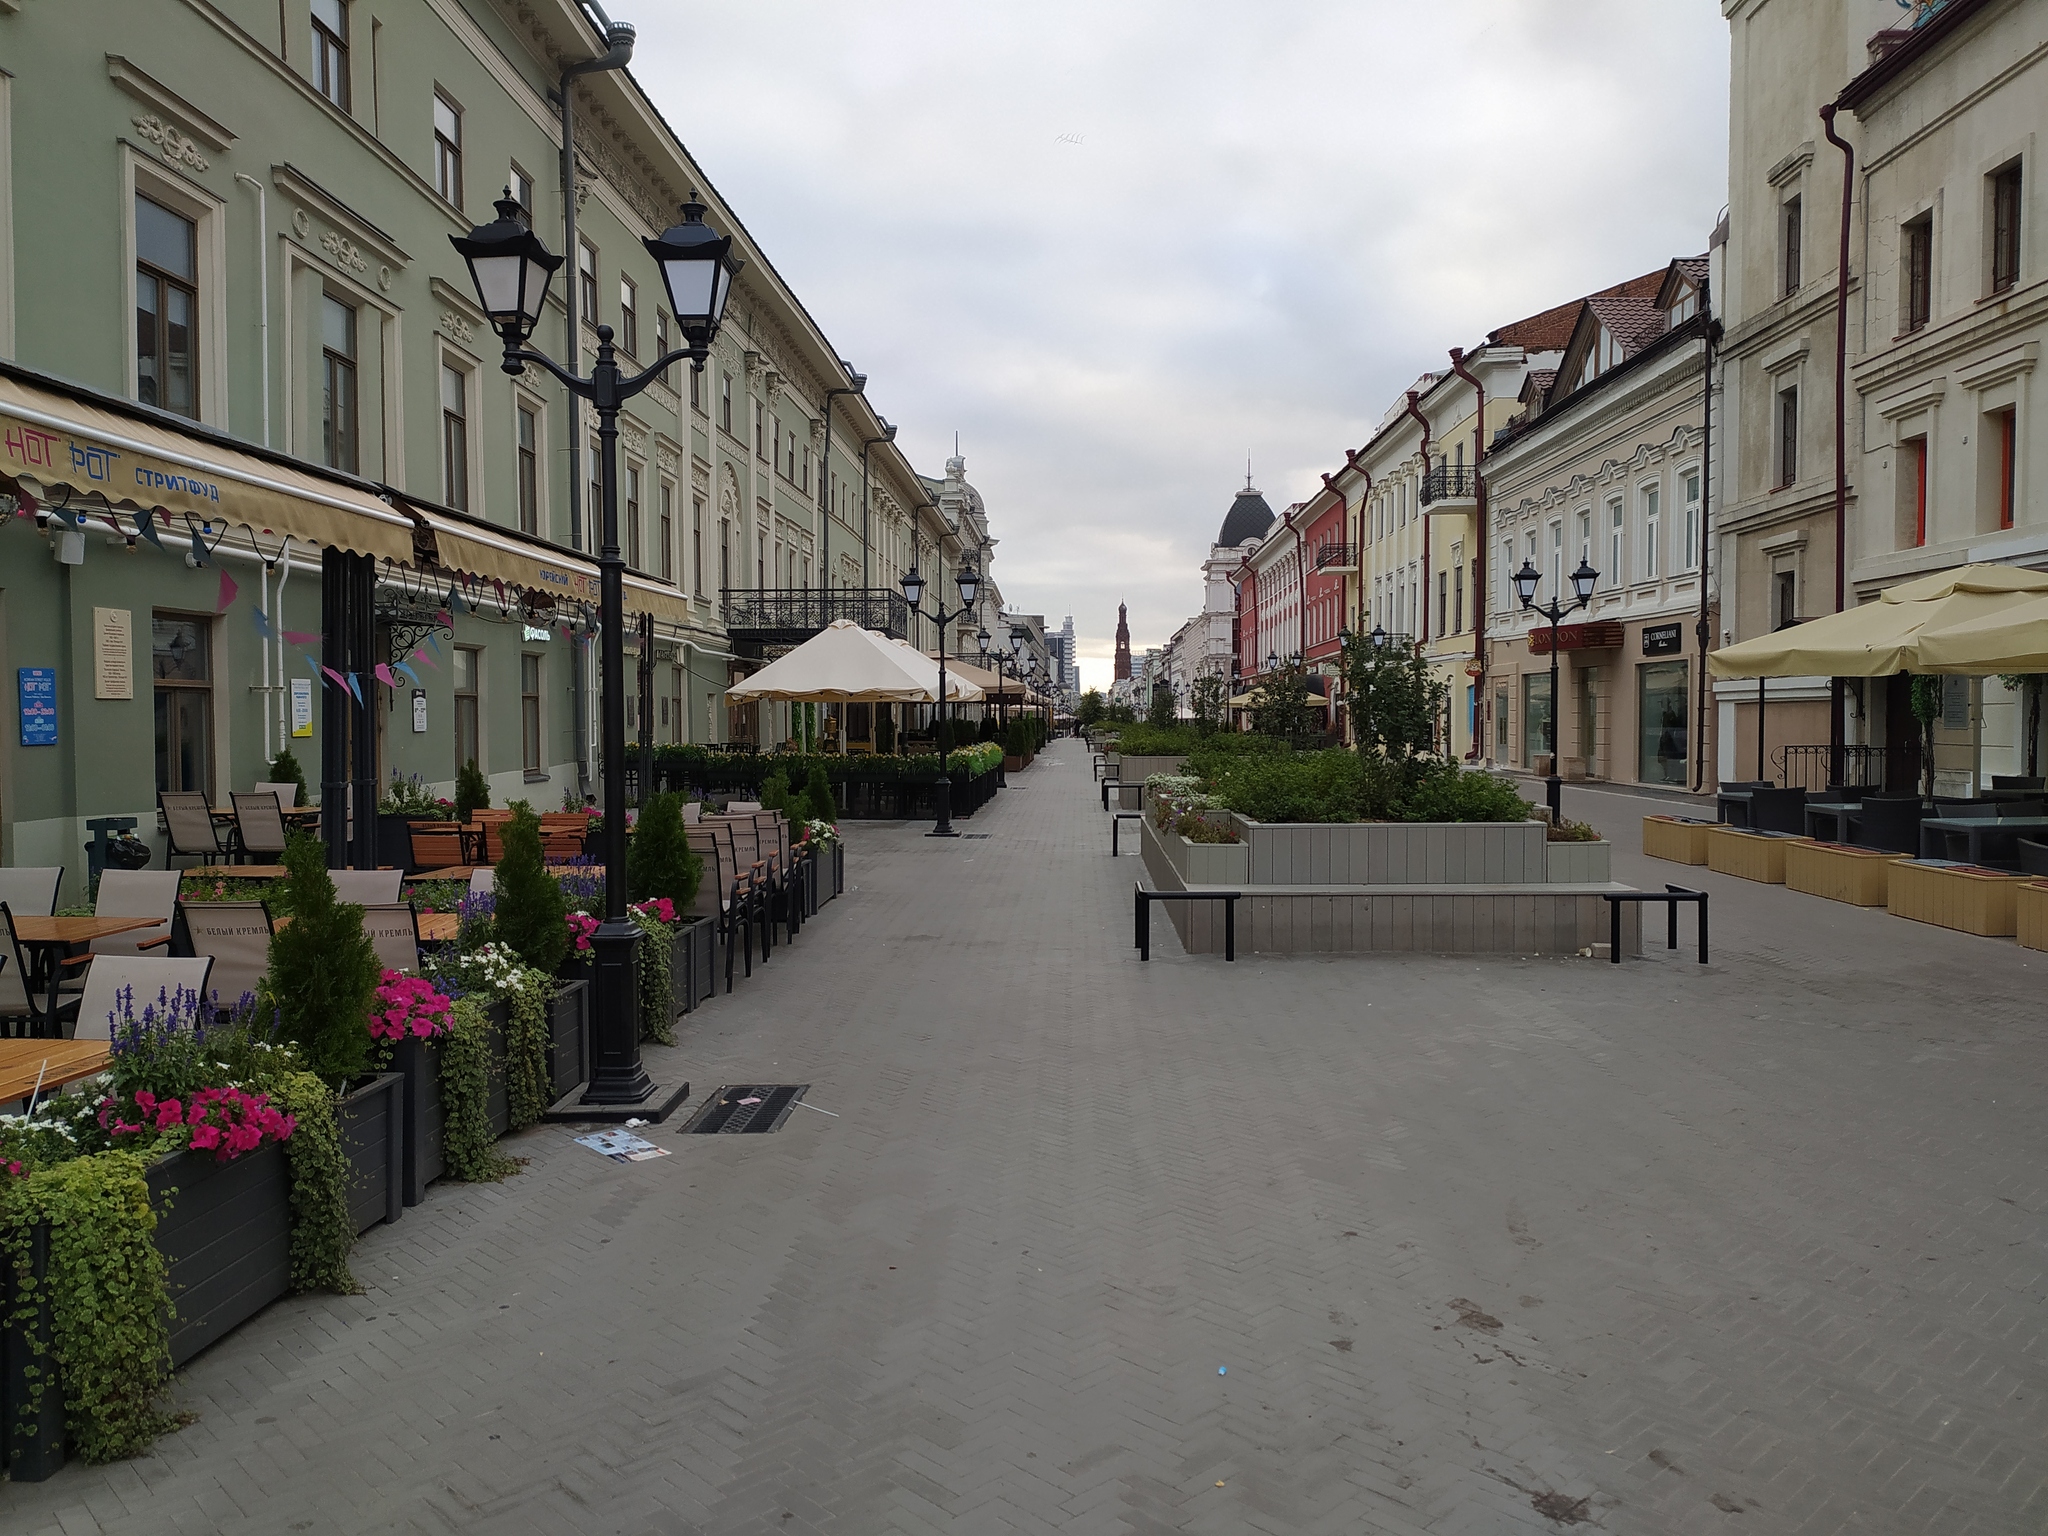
(1781, 196), (1802, 297)
(1436, 570), (1447, 636)
(453, 645), (481, 771)
(757, 531), (766, 587)
(693, 498), (705, 596)
(1639, 661), (1689, 786)
(659, 482), (674, 581)
(1548, 521), (1562, 601)
(311, 0), (350, 110)
(1452, 556), (1464, 634)
(619, 275), (638, 356)
(1995, 409), (2017, 530)
(689, 351), (702, 412)
(440, 362), (469, 510)
(516, 402), (540, 535)
(1991, 162), (2023, 294)
(320, 295), (358, 473)
(577, 241), (597, 326)
(509, 163), (534, 217)
(1641, 485), (1660, 580)
(1904, 213), (1933, 331)
(1775, 570), (1798, 629)
(755, 400), (766, 459)
(1904, 436), (1928, 546)
(433, 92), (463, 209)
(719, 373), (732, 434)
(521, 654), (543, 773)
(1498, 538), (1514, 612)
(656, 309), (675, 388)
(1777, 387), (1799, 488)
(135, 195), (199, 418)
(719, 517), (731, 589)
(152, 615), (212, 794)
(1523, 672), (1553, 766)
(625, 464), (642, 569)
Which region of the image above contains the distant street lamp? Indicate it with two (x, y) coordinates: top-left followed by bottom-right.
(451, 191), (740, 1112)
(1514, 555), (1599, 824)
(900, 559), (980, 836)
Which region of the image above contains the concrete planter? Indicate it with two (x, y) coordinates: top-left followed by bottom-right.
(1545, 840), (1612, 884)
(392, 1034), (445, 1206)
(1887, 860), (2027, 936)
(1643, 814), (1713, 864)
(1235, 816), (1551, 885)
(335, 1072), (405, 1235)
(2017, 881), (2048, 951)
(1117, 754), (1190, 784)
(1784, 841), (1903, 906)
(548, 980), (588, 1101)
(148, 1140), (293, 1368)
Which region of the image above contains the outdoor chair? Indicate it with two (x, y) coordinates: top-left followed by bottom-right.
(360, 903), (423, 976)
(0, 904), (57, 1037)
(752, 811), (801, 941)
(408, 823), (466, 870)
(538, 813), (587, 861)
(1854, 797), (1925, 855)
(2019, 839), (2048, 877)
(160, 791), (224, 868)
(687, 823), (755, 987)
(467, 809), (514, 864)
(228, 792), (291, 865)
(0, 867), (63, 918)
(177, 901), (274, 1006)
(1996, 799), (2046, 819)
(468, 867), (496, 899)
(682, 801), (701, 824)
(331, 869), (405, 904)
(724, 800), (762, 814)
(73, 956), (216, 1041)
(254, 779), (301, 808)
(714, 815), (783, 960)
(1746, 785), (1808, 834)
(82, 869), (180, 958)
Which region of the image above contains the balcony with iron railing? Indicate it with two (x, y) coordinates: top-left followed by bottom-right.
(1419, 465), (1476, 507)
(1313, 542), (1358, 572)
(720, 587), (910, 642)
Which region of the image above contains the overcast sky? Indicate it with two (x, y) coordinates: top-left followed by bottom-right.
(629, 1), (1731, 692)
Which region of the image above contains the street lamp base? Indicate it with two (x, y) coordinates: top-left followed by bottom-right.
(926, 828), (961, 838)
(1546, 774), (1564, 824)
(541, 1076), (695, 1125)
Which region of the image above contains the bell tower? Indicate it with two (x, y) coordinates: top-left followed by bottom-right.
(1113, 603), (1132, 681)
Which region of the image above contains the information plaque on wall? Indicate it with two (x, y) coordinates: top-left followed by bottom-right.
(18, 667), (57, 746)
(94, 607), (134, 699)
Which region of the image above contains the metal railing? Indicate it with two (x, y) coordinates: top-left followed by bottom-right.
(1772, 744), (1898, 792)
(1313, 542), (1358, 570)
(1419, 465), (1476, 506)
(720, 587), (910, 638)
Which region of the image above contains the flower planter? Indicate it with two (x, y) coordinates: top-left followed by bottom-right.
(549, 980), (588, 1100)
(1887, 859), (2028, 936)
(2017, 881), (2048, 952)
(1642, 814), (1713, 864)
(582, 832), (605, 860)
(830, 841), (844, 898)
(147, 1139), (293, 1368)
(1783, 841), (1904, 906)
(1704, 826), (1805, 883)
(676, 916), (721, 1013)
(393, 1034), (445, 1206)
(1003, 754), (1025, 773)
(1, 1223), (66, 1482)
(336, 1073), (405, 1234)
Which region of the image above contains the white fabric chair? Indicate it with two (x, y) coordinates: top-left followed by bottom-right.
(254, 779), (300, 808)
(179, 902), (273, 1007)
(73, 956), (215, 1041)
(0, 867), (63, 918)
(360, 904), (422, 976)
(467, 867), (496, 899)
(725, 800), (762, 813)
(330, 869), (404, 904)
(682, 801), (702, 824)
(88, 870), (181, 957)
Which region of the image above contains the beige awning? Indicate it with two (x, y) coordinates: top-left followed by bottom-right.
(1706, 564), (2048, 678)
(727, 620), (979, 702)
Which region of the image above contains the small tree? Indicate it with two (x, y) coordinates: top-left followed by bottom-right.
(758, 768), (792, 816)
(1251, 658), (1319, 743)
(454, 759), (491, 823)
(1910, 675), (1945, 798)
(1190, 674), (1229, 737)
(1075, 689), (1106, 727)
(262, 831), (380, 1087)
(627, 791), (702, 909)
(802, 765), (839, 825)
(1343, 635), (1448, 773)
(268, 746), (311, 807)
(493, 801), (567, 974)
(1147, 682), (1177, 729)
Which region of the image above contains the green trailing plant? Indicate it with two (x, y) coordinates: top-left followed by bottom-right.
(0, 1150), (177, 1464)
(262, 833), (379, 1088)
(631, 908), (677, 1046)
(801, 765), (839, 826)
(270, 1070), (358, 1295)
(504, 972), (554, 1129)
(454, 759), (492, 824)
(267, 747), (311, 809)
(627, 792), (703, 910)
(492, 802), (568, 975)
(440, 998), (517, 1182)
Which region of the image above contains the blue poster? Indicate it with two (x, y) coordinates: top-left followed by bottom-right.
(18, 667), (56, 746)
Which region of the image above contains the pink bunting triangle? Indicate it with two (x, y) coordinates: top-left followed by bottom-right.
(284, 629), (321, 645)
(216, 568), (239, 612)
(374, 663), (399, 688)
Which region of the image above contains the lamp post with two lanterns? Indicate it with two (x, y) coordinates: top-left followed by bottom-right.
(1513, 554), (1600, 825)
(898, 560), (980, 837)
(449, 190), (741, 1113)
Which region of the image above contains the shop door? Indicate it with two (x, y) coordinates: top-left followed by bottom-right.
(1638, 661), (1690, 785)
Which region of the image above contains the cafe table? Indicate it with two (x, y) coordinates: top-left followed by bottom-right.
(1917, 815), (2048, 866)
(1803, 799), (1862, 842)
(6, 916), (166, 1036)
(0, 1039), (112, 1107)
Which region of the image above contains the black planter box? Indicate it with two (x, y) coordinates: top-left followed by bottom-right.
(676, 916), (721, 1012)
(336, 1073), (405, 1234)
(377, 813), (420, 874)
(393, 1034), (445, 1207)
(2, 1223), (65, 1482)
(148, 1140), (293, 1368)
(548, 980), (588, 1100)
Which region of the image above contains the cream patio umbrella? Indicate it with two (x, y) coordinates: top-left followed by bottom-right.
(876, 635), (984, 703)
(1706, 564), (2048, 678)
(725, 620), (975, 702)
(1916, 589), (2048, 673)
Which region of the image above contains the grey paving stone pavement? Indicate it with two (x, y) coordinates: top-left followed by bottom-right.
(5, 751), (2047, 1535)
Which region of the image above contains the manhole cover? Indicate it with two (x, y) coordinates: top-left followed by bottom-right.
(680, 1085), (809, 1134)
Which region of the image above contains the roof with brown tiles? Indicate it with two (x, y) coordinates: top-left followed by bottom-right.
(1488, 269), (1666, 352)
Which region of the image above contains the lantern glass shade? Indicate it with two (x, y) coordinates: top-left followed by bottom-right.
(977, 627), (991, 657)
(1371, 624), (1386, 648)
(899, 567), (925, 611)
(1009, 627), (1025, 657)
(956, 564), (980, 608)
(1513, 559), (1541, 607)
(449, 197), (562, 341)
(645, 197), (742, 341)
(1265, 651), (1280, 673)
(1570, 557), (1599, 604)
(1337, 624), (1352, 645)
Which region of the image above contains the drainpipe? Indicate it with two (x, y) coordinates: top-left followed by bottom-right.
(1403, 391), (1432, 648)
(859, 424), (894, 591)
(232, 174), (271, 449)
(1446, 348), (1487, 761)
(1288, 506), (1308, 661)
(818, 371), (866, 598)
(1692, 286), (1721, 793)
(1820, 101), (1854, 787)
(1343, 449), (1373, 632)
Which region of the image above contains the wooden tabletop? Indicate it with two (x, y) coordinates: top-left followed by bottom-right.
(417, 912), (459, 943)
(185, 865), (292, 880)
(10, 915), (164, 945)
(0, 1040), (111, 1102)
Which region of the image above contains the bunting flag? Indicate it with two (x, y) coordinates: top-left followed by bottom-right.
(492, 578), (507, 608)
(12, 489), (36, 516)
(413, 647), (440, 671)
(393, 660), (421, 687)
(426, 632), (444, 657)
(318, 661), (351, 693)
(284, 629), (321, 645)
(216, 568), (239, 612)
(435, 609), (452, 627)
(134, 507), (164, 550)
(188, 527), (208, 566)
(252, 606), (273, 640)
(345, 672), (364, 705)
(374, 663), (399, 689)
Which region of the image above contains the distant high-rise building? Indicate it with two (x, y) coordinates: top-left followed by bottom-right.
(1059, 615), (1078, 694)
(1114, 603), (1132, 681)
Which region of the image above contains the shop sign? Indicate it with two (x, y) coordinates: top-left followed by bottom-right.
(290, 676), (314, 738)
(17, 667), (56, 746)
(1642, 623), (1684, 656)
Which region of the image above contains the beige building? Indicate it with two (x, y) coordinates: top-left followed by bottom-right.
(1718, 0), (2044, 790)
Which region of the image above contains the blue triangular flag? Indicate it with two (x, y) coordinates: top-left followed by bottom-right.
(135, 508), (165, 550)
(346, 672), (364, 705)
(393, 661), (421, 687)
(252, 606), (274, 640)
(188, 527), (208, 566)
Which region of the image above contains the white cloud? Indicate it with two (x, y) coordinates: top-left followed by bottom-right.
(627, 1), (1729, 693)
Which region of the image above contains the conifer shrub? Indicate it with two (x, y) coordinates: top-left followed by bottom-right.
(492, 801), (567, 975)
(454, 759), (491, 823)
(267, 746), (311, 807)
(262, 832), (380, 1087)
(627, 791), (702, 909)
(802, 765), (839, 825)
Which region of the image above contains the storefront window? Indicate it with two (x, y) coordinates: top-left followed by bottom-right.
(1523, 673), (1552, 765)
(152, 615), (212, 794)
(454, 645), (481, 772)
(1495, 687), (1510, 762)
(1639, 661), (1689, 786)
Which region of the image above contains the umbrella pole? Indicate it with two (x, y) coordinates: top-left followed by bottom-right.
(1757, 675), (1767, 783)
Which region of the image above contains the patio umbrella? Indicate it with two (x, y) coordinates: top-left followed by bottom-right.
(725, 620), (974, 702)
(875, 635), (985, 702)
(1705, 564), (2048, 678)
(1917, 590), (2048, 673)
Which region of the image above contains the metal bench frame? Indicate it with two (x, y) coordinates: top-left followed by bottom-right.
(1134, 885), (1240, 962)
(1111, 812), (1144, 856)
(1100, 778), (1126, 811)
(1602, 884), (1708, 965)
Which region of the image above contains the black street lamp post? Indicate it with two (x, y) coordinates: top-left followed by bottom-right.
(899, 559), (980, 837)
(452, 192), (741, 1112)
(1513, 555), (1599, 824)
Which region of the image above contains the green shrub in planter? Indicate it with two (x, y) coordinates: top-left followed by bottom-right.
(267, 746), (311, 808)
(627, 791), (702, 909)
(454, 759), (491, 824)
(801, 765), (839, 825)
(1397, 765), (1532, 824)
(493, 802), (567, 975)
(758, 768), (792, 816)
(262, 832), (380, 1088)
(1004, 718), (1031, 758)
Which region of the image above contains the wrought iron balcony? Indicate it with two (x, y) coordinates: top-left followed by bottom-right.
(1313, 542), (1359, 571)
(720, 587), (909, 643)
(1419, 465), (1477, 506)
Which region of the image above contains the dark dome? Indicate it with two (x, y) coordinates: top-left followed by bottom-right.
(1218, 487), (1275, 548)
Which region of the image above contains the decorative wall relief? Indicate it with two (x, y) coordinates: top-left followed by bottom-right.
(132, 115), (208, 172)
(321, 231), (368, 276)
